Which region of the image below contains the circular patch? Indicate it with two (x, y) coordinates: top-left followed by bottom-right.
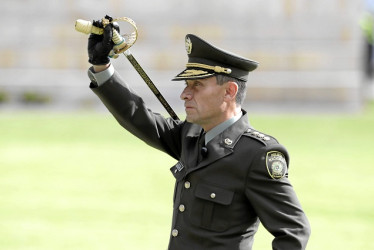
(265, 151), (287, 179)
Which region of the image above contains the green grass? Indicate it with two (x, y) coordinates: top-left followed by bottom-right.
(1, 103), (374, 249)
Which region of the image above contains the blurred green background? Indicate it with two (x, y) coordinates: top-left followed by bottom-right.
(1, 105), (374, 249)
(1, 0), (374, 249)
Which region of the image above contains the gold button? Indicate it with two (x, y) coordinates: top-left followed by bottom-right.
(210, 193), (216, 199)
(184, 181), (191, 189)
(171, 229), (178, 237)
(179, 204), (185, 212)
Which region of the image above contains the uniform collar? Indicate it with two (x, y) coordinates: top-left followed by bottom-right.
(184, 110), (251, 175)
(212, 110), (250, 150)
(205, 111), (243, 145)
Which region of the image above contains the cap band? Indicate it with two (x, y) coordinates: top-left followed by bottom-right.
(186, 63), (232, 74)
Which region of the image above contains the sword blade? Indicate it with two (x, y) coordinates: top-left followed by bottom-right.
(123, 50), (180, 121)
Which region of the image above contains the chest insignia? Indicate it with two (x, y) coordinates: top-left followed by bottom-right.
(265, 151), (287, 180)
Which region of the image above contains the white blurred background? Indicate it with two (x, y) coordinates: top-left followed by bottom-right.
(0, 0), (369, 114)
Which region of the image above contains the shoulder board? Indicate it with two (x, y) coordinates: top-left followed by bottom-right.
(242, 128), (279, 146)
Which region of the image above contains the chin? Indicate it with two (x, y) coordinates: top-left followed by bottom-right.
(185, 115), (195, 123)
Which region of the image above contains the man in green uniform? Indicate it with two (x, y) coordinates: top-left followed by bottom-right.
(86, 21), (311, 250)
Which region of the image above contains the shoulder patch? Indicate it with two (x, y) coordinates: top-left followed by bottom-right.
(242, 128), (278, 146)
(266, 151), (287, 180)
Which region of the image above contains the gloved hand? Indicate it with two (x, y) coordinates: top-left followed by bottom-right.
(87, 20), (114, 65)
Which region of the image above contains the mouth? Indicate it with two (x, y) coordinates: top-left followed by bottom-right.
(184, 100), (198, 113)
(185, 108), (194, 113)
(184, 102), (193, 108)
(184, 104), (195, 111)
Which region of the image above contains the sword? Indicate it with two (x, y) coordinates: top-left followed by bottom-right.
(122, 50), (179, 120)
(75, 17), (180, 121)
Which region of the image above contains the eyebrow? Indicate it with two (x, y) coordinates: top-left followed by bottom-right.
(185, 79), (204, 85)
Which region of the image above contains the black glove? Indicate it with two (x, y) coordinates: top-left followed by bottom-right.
(87, 20), (114, 65)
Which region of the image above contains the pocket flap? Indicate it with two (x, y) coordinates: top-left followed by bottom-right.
(195, 183), (234, 205)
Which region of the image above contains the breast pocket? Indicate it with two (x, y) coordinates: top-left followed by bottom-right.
(189, 182), (235, 232)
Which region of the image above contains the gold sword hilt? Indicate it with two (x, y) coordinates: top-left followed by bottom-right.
(75, 16), (138, 57)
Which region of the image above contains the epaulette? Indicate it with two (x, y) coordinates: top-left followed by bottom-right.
(242, 128), (279, 146)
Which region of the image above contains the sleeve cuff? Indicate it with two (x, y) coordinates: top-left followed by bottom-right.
(88, 64), (115, 86)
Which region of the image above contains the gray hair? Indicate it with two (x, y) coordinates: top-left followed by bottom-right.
(215, 75), (247, 105)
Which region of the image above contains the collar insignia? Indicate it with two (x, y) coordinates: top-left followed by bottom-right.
(224, 138), (233, 145)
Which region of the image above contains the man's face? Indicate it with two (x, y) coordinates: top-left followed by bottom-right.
(180, 76), (228, 130)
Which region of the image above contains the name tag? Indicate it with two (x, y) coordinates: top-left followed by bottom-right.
(170, 162), (186, 181)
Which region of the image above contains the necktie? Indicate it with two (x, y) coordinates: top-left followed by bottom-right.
(197, 133), (207, 164)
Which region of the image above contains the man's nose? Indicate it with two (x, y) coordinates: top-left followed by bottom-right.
(180, 88), (192, 100)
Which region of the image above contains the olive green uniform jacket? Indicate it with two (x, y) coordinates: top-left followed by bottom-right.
(91, 71), (311, 250)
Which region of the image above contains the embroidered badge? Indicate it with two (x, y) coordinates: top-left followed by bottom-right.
(265, 151), (287, 179)
(185, 37), (192, 54)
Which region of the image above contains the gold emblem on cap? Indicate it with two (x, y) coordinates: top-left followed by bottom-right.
(185, 37), (192, 54)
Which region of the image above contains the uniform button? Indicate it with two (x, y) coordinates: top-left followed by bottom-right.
(171, 229), (179, 237)
(210, 193), (216, 199)
(184, 181), (191, 189)
(179, 204), (185, 212)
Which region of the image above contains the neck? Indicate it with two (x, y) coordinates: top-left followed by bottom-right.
(202, 106), (241, 132)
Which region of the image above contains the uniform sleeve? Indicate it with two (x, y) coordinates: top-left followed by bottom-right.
(90, 71), (183, 160)
(245, 145), (311, 250)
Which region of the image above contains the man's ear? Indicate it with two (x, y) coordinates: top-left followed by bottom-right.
(224, 81), (238, 101)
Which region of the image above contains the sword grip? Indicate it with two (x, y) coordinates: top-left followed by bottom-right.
(75, 19), (103, 35)
(75, 19), (128, 56)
